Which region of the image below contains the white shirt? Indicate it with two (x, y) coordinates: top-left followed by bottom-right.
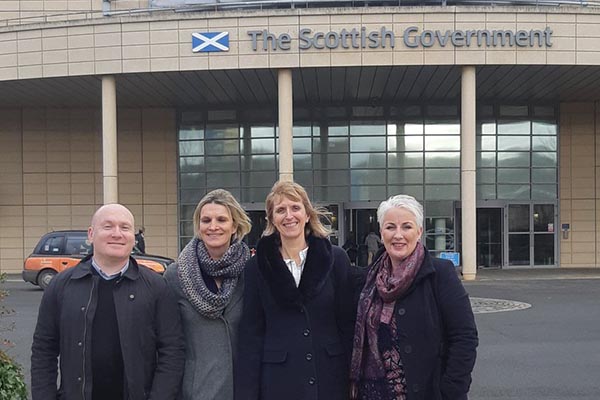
(283, 247), (308, 287)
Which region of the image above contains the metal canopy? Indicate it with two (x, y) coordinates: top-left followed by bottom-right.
(1, 65), (599, 108)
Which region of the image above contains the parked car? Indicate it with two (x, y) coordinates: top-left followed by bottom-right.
(22, 230), (174, 289)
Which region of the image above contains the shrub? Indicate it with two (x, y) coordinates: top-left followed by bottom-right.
(0, 273), (27, 400)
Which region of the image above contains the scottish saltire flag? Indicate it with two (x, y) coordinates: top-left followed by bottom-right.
(192, 32), (229, 53)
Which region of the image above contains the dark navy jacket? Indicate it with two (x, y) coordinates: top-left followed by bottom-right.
(31, 255), (185, 400)
(235, 234), (356, 400)
(364, 249), (478, 400)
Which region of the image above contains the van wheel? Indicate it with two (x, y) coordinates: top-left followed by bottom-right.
(38, 269), (57, 290)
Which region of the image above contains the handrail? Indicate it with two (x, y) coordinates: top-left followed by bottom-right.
(0, 0), (597, 29)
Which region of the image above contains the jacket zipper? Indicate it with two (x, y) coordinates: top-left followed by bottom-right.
(81, 278), (96, 399)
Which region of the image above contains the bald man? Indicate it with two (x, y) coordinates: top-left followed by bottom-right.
(31, 204), (184, 400)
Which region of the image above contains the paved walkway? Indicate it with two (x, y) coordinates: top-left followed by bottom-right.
(468, 267), (600, 281)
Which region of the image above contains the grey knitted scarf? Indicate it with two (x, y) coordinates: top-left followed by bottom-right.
(177, 237), (250, 319)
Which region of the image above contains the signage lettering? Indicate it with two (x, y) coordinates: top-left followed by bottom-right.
(247, 26), (553, 51)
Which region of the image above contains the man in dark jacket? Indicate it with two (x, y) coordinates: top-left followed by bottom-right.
(31, 203), (184, 400)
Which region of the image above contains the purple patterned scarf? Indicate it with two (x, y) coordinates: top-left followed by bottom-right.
(350, 242), (426, 397)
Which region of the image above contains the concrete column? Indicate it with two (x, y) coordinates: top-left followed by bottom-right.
(461, 66), (477, 280)
(102, 75), (118, 204)
(278, 69), (293, 182)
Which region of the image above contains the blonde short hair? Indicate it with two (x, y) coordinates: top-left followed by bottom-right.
(263, 181), (331, 239)
(193, 189), (252, 241)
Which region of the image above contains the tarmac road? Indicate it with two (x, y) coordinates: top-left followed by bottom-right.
(2, 272), (600, 399)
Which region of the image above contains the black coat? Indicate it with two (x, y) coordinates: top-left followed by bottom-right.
(362, 249), (478, 400)
(235, 234), (356, 400)
(31, 256), (185, 400)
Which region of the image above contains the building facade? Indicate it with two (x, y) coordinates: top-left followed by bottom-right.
(1, 0), (600, 277)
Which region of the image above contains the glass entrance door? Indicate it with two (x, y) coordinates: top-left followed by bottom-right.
(343, 208), (378, 267)
(507, 203), (556, 267)
(476, 208), (503, 268)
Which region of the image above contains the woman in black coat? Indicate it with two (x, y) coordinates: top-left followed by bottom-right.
(350, 194), (478, 400)
(235, 180), (356, 400)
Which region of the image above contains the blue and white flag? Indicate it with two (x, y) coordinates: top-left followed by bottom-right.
(192, 32), (229, 53)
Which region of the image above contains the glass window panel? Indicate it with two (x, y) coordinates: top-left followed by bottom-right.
(498, 136), (530, 151)
(424, 136), (460, 151)
(351, 153), (386, 168)
(532, 136), (557, 151)
(180, 205), (196, 221)
(314, 170), (349, 186)
(424, 152), (460, 168)
(293, 125), (312, 137)
(313, 186), (349, 202)
(293, 138), (312, 153)
(497, 152), (530, 167)
(388, 169), (423, 185)
(180, 237), (193, 251)
(207, 110), (236, 121)
(293, 154), (312, 170)
(250, 126), (274, 138)
(497, 121), (530, 134)
(424, 201), (454, 217)
(205, 139), (239, 155)
(477, 169), (495, 184)
(532, 152), (557, 167)
(479, 122), (496, 135)
(387, 185), (423, 200)
(534, 234), (555, 265)
(477, 184), (496, 200)
(180, 189), (204, 203)
(241, 155), (275, 171)
(532, 168), (556, 183)
(294, 171), (313, 187)
(207, 172), (239, 187)
(350, 122), (386, 135)
(532, 184), (557, 200)
(509, 204), (530, 232)
(350, 137), (386, 152)
(351, 169), (386, 185)
(242, 171), (277, 187)
(181, 111), (204, 124)
(180, 157), (204, 173)
(424, 123), (460, 135)
(398, 123), (424, 135)
(352, 107), (385, 117)
(179, 127), (204, 140)
(205, 124), (238, 139)
(477, 152), (496, 168)
(351, 185), (387, 201)
(499, 185), (530, 200)
(498, 168), (530, 184)
(179, 141), (204, 156)
(206, 156), (239, 172)
(180, 172), (205, 188)
(426, 105), (458, 117)
(509, 234), (530, 266)
(425, 169), (460, 184)
(388, 136), (423, 151)
(388, 153), (423, 168)
(425, 185), (460, 200)
(391, 105), (422, 118)
(325, 124), (349, 136)
(499, 106), (528, 117)
(532, 121), (557, 135)
(477, 136), (496, 151)
(242, 186), (272, 203)
(181, 221), (195, 237)
(312, 153), (349, 169)
(313, 137), (349, 153)
(533, 204), (554, 232)
(246, 138), (274, 154)
(533, 106), (555, 117)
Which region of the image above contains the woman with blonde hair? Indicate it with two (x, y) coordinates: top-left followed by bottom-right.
(235, 180), (356, 400)
(165, 189), (252, 400)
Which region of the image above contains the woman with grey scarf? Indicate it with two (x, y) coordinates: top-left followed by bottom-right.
(165, 189), (252, 400)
